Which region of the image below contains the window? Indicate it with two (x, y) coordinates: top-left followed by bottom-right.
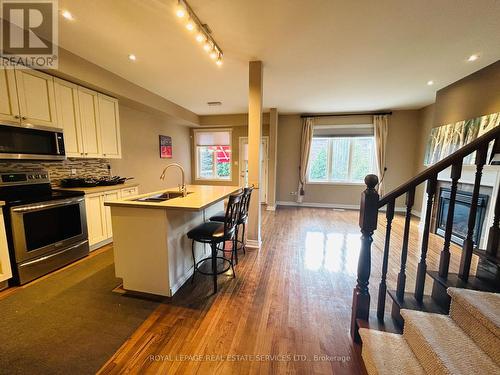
(308, 136), (376, 183)
(194, 130), (231, 180)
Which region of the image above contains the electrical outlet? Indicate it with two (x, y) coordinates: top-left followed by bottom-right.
(290, 191), (297, 196)
(71, 169), (77, 175)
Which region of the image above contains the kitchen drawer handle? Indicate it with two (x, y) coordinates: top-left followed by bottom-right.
(21, 116), (27, 120)
(14, 115), (20, 119)
(19, 240), (88, 267)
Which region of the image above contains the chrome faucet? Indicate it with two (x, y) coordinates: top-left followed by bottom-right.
(160, 163), (187, 197)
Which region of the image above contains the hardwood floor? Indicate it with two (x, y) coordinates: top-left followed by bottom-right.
(98, 207), (468, 375)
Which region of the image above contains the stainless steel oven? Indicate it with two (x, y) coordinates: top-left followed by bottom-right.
(0, 123), (66, 160)
(0, 171), (89, 284)
(10, 197), (87, 263)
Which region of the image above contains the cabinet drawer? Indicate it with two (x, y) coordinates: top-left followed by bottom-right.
(120, 186), (139, 198)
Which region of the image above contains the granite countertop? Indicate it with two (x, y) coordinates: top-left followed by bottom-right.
(0, 201), (4, 207)
(55, 182), (140, 195)
(104, 185), (240, 211)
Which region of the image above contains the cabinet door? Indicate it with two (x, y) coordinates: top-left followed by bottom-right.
(0, 67), (20, 124)
(98, 94), (121, 158)
(78, 87), (102, 158)
(15, 68), (58, 128)
(0, 211), (12, 283)
(120, 186), (139, 198)
(85, 194), (107, 247)
(54, 79), (84, 157)
(103, 190), (120, 238)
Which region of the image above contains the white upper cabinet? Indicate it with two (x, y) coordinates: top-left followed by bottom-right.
(78, 87), (102, 158)
(0, 68), (20, 125)
(15, 68), (58, 128)
(98, 94), (121, 158)
(54, 78), (84, 157)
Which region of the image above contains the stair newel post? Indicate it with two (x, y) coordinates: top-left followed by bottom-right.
(459, 145), (488, 281)
(396, 186), (415, 301)
(486, 182), (500, 258)
(414, 176), (437, 302)
(377, 199), (395, 321)
(439, 161), (463, 278)
(351, 174), (379, 342)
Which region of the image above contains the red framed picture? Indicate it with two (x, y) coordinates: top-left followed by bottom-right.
(159, 135), (172, 158)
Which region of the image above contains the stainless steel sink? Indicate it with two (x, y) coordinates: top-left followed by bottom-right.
(134, 191), (192, 202)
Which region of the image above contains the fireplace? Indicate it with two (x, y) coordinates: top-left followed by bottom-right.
(436, 188), (488, 246)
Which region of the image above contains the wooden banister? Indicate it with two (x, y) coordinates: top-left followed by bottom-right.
(378, 126), (500, 207)
(351, 124), (500, 341)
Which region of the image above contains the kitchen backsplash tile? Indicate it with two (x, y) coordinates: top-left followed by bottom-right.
(0, 159), (111, 186)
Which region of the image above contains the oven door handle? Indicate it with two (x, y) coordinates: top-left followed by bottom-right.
(11, 197), (84, 213)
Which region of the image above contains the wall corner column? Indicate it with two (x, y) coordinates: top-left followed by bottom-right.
(247, 61), (263, 248)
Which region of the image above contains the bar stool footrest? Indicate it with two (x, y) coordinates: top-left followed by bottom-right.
(195, 256), (233, 276)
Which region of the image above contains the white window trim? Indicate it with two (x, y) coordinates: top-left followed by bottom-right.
(306, 136), (375, 185)
(193, 128), (233, 181)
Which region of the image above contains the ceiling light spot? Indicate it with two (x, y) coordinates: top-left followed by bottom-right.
(186, 20), (195, 31)
(467, 54), (479, 62)
(128, 54), (137, 61)
(195, 33), (204, 43)
(209, 50), (217, 60)
(427, 80), (434, 86)
(216, 59), (223, 66)
(61, 10), (74, 20)
(176, 7), (185, 18)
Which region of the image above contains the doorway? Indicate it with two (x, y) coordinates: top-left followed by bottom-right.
(239, 136), (269, 204)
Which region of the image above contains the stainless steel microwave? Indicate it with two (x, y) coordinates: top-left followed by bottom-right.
(0, 123), (66, 160)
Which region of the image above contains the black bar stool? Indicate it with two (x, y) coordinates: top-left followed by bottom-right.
(209, 186), (253, 264)
(187, 192), (242, 293)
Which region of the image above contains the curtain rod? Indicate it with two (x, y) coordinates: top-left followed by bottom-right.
(300, 111), (392, 118)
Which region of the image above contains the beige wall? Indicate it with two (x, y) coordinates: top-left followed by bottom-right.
(110, 104), (192, 193)
(433, 61), (500, 127)
(276, 111), (420, 207)
(190, 125), (270, 187)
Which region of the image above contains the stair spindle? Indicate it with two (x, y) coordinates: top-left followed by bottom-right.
(486, 181), (500, 258)
(459, 145), (488, 281)
(414, 176), (437, 302)
(438, 161), (463, 278)
(396, 187), (415, 301)
(377, 199), (395, 321)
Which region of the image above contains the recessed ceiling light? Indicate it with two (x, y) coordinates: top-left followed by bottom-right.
(61, 10), (74, 20)
(427, 80), (434, 86)
(128, 54), (137, 61)
(467, 54), (479, 62)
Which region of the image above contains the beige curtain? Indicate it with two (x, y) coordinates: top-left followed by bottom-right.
(297, 117), (315, 203)
(373, 114), (389, 195)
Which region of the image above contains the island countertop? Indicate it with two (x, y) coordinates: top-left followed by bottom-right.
(104, 184), (240, 211)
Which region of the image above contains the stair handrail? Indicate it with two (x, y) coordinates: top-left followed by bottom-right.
(351, 124), (500, 342)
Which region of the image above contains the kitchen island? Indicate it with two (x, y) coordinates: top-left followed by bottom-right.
(105, 185), (240, 297)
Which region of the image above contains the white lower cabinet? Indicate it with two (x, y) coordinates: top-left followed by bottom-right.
(85, 186), (139, 250)
(0, 210), (13, 284)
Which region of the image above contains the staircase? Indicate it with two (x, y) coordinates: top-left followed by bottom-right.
(359, 287), (500, 374)
(350, 125), (500, 371)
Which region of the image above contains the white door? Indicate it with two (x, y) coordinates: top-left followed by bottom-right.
(239, 137), (268, 204)
(54, 79), (84, 157)
(78, 87), (102, 158)
(0, 68), (20, 124)
(98, 94), (121, 158)
(15, 68), (58, 128)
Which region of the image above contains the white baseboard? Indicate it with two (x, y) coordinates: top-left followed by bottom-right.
(90, 237), (113, 251)
(246, 239), (261, 249)
(266, 205), (276, 211)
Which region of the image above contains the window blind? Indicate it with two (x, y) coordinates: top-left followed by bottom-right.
(195, 131), (231, 146)
(313, 124), (374, 137)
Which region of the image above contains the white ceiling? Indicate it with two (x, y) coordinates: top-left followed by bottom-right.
(58, 0), (500, 115)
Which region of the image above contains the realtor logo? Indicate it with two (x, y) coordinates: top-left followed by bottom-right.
(0, 0), (58, 68)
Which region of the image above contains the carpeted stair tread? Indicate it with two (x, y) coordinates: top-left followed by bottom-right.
(447, 287), (500, 364)
(447, 287), (500, 336)
(401, 309), (500, 375)
(359, 328), (425, 375)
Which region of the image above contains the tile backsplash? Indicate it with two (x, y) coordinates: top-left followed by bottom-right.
(0, 159), (111, 186)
